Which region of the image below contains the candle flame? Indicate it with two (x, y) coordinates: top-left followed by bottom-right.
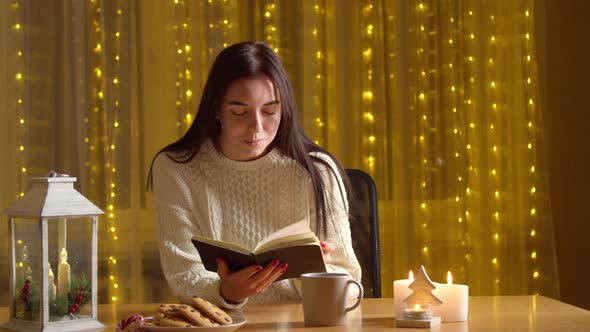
(409, 270), (414, 280)
(414, 304), (421, 310)
(447, 271), (453, 284)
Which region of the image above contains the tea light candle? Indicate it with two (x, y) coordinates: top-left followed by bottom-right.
(404, 303), (432, 320)
(393, 271), (414, 318)
(432, 271), (469, 322)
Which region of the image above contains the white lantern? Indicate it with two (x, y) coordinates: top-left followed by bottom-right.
(1, 172), (104, 332)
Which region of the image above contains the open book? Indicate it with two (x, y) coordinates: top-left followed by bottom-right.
(191, 219), (326, 281)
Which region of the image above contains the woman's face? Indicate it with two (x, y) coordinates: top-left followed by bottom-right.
(217, 76), (282, 161)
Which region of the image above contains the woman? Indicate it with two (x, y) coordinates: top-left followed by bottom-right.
(149, 41), (361, 308)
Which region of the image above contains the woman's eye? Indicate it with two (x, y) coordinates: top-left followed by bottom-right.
(230, 110), (246, 116)
(263, 111), (277, 115)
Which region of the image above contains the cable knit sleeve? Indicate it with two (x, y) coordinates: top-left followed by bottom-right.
(152, 153), (247, 309)
(310, 153), (362, 284)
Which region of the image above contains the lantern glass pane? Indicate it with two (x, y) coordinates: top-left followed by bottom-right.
(12, 218), (41, 321)
(47, 217), (94, 321)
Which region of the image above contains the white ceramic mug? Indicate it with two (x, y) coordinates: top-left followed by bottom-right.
(301, 272), (364, 326)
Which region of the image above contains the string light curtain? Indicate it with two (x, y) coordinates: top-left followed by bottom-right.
(0, 0), (558, 303)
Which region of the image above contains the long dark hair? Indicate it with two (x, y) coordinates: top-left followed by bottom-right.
(148, 41), (348, 236)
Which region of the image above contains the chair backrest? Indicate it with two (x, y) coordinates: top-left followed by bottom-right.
(345, 168), (381, 298)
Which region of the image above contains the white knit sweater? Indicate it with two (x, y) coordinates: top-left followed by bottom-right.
(152, 139), (361, 308)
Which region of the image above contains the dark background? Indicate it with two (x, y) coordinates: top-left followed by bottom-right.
(537, 0), (590, 310)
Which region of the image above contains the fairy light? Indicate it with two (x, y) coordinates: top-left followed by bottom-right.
(412, 2), (434, 266)
(460, 3), (483, 288)
(522, 3), (541, 292)
(305, 0), (327, 146)
(106, 0), (124, 303)
(11, 0), (27, 197)
(361, 1), (376, 174)
(173, 0), (194, 132)
(484, 3), (503, 295)
(442, 1), (469, 282)
(262, 1), (279, 53)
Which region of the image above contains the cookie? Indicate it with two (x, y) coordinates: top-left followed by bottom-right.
(159, 315), (193, 328)
(191, 296), (233, 325)
(155, 304), (183, 318)
(178, 304), (219, 327)
(143, 314), (163, 326)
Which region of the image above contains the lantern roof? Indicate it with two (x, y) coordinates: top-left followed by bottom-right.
(3, 171), (104, 218)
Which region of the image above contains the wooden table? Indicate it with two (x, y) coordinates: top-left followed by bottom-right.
(1, 296), (589, 331)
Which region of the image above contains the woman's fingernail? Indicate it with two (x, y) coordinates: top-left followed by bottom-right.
(320, 242), (326, 248)
(255, 266), (263, 271)
(280, 268), (286, 274)
(272, 260), (279, 267)
(279, 263), (288, 269)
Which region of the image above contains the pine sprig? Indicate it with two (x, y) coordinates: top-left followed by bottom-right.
(15, 274), (92, 318)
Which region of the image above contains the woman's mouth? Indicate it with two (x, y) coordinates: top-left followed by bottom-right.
(244, 138), (263, 146)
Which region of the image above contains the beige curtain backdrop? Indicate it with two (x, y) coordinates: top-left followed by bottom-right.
(0, 0), (558, 304)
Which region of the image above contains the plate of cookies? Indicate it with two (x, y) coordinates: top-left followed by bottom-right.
(117, 296), (246, 332)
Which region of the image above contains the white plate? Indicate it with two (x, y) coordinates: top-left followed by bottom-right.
(141, 315), (246, 332)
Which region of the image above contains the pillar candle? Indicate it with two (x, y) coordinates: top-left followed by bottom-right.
(393, 271), (414, 319)
(432, 272), (469, 322)
(57, 248), (71, 296)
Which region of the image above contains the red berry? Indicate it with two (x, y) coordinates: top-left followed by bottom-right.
(80, 286), (85, 291)
(73, 303), (79, 308)
(25, 279), (30, 284)
(76, 295), (83, 302)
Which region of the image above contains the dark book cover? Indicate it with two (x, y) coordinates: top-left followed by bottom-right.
(191, 239), (326, 281)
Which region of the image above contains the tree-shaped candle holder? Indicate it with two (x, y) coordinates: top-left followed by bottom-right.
(395, 265), (443, 328)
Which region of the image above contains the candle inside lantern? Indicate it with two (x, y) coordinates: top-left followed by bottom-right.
(58, 218), (67, 257)
(432, 271), (469, 322)
(393, 270), (414, 318)
(57, 248), (71, 296)
(48, 263), (57, 302)
(15, 245), (31, 288)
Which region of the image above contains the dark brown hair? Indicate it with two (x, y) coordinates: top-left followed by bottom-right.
(148, 41), (348, 236)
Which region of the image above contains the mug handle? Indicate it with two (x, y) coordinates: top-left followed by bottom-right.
(344, 279), (364, 312)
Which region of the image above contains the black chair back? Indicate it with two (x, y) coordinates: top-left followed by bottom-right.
(345, 169), (381, 298)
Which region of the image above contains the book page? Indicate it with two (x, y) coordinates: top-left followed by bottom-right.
(192, 234), (253, 255)
(255, 233), (320, 254)
(253, 219), (312, 252)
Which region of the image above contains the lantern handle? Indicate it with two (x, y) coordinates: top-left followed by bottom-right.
(47, 170), (70, 177)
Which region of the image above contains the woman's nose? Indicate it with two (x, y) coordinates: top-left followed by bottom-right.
(249, 111), (263, 132)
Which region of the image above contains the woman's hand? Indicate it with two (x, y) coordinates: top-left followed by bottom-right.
(321, 241), (336, 265)
(217, 258), (287, 303)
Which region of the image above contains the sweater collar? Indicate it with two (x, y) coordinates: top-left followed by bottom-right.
(202, 139), (282, 170)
